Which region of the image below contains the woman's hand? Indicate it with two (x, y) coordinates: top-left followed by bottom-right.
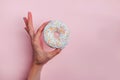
(23, 12), (62, 65)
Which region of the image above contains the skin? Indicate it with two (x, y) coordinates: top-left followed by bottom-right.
(23, 12), (62, 80)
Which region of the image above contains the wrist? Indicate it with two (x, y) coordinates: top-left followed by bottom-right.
(27, 62), (44, 80)
(32, 62), (44, 70)
(32, 60), (45, 67)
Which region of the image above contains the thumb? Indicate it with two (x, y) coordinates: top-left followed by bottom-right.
(48, 48), (62, 59)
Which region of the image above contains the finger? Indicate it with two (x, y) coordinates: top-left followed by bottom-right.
(34, 21), (50, 49)
(28, 12), (35, 38)
(24, 27), (29, 33)
(24, 26), (34, 39)
(48, 48), (62, 59)
(23, 17), (28, 27)
(28, 12), (33, 29)
(35, 21), (50, 40)
(23, 17), (29, 34)
(39, 37), (44, 49)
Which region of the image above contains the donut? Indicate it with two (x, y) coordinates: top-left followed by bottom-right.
(43, 20), (70, 49)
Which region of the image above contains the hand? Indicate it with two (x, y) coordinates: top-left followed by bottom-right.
(23, 12), (62, 65)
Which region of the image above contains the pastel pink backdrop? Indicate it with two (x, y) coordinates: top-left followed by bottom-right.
(0, 0), (120, 80)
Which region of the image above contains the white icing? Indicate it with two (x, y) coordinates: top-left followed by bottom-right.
(43, 20), (70, 49)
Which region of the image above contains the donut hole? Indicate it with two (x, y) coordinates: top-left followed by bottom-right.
(54, 31), (60, 39)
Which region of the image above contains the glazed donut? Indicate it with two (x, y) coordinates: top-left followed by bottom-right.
(43, 20), (70, 49)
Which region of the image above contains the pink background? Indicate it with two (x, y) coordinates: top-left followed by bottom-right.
(0, 0), (120, 80)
